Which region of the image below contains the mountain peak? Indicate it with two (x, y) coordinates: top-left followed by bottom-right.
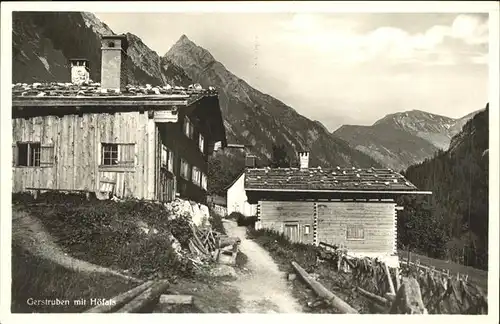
(177, 34), (193, 45)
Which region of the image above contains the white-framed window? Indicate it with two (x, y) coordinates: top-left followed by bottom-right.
(180, 158), (190, 180)
(167, 150), (174, 172)
(12, 142), (54, 167)
(201, 172), (207, 190)
(304, 225), (311, 235)
(101, 143), (135, 167)
(183, 116), (194, 139)
(192, 166), (201, 186)
(199, 133), (204, 153)
(346, 225), (364, 240)
(161, 145), (174, 172)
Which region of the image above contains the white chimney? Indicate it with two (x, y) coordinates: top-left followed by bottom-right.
(299, 151), (309, 169)
(100, 34), (129, 92)
(70, 59), (90, 85)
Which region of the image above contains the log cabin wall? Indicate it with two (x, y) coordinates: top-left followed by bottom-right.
(259, 201), (315, 244)
(12, 111), (156, 199)
(316, 200), (396, 255)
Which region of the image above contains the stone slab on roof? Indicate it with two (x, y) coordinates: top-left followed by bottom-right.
(245, 166), (419, 191)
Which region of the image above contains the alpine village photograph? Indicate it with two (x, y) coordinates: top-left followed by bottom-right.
(3, 3), (498, 318)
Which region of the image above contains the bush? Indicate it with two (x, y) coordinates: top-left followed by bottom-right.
(227, 212), (258, 228)
(209, 209), (226, 235)
(19, 195), (195, 279)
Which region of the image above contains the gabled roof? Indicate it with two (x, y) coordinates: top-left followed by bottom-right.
(244, 166), (431, 194)
(11, 82), (227, 147)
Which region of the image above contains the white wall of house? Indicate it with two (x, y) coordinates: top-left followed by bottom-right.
(227, 173), (257, 217)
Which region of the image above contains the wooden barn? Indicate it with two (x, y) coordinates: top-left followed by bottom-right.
(11, 34), (226, 204)
(245, 152), (431, 265)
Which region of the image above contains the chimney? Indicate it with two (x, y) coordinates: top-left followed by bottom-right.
(245, 154), (256, 168)
(70, 59), (90, 84)
(100, 34), (129, 92)
(298, 151), (309, 169)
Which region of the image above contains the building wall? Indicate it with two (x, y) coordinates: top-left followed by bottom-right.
(158, 110), (208, 203)
(259, 201), (315, 244)
(227, 173), (257, 217)
(317, 201), (397, 255)
(257, 198), (397, 255)
(12, 112), (156, 199)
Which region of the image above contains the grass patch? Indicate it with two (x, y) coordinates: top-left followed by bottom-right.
(11, 244), (135, 313)
(14, 193), (195, 280)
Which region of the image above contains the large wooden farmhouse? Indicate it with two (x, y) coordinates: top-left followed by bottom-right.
(11, 34), (226, 204)
(245, 152), (431, 265)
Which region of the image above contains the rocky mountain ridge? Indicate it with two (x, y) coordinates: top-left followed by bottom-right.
(334, 108), (482, 171)
(164, 35), (380, 170)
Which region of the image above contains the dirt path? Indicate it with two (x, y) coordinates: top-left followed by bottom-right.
(12, 209), (141, 283)
(223, 220), (302, 313)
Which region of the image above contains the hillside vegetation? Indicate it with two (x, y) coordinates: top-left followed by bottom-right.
(398, 105), (489, 270)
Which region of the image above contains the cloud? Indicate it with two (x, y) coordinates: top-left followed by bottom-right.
(277, 13), (489, 66)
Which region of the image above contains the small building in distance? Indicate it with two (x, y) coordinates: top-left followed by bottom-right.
(11, 34), (226, 203)
(244, 152), (431, 265)
(225, 154), (258, 217)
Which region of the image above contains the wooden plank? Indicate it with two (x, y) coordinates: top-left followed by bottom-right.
(291, 261), (358, 314)
(158, 295), (194, 305)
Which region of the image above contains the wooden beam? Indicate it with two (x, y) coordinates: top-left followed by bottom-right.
(356, 287), (391, 307)
(291, 261), (358, 314)
(384, 263), (396, 295)
(85, 281), (154, 313)
(115, 280), (170, 313)
(158, 295), (194, 305)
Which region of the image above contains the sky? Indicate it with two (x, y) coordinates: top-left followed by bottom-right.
(95, 12), (489, 131)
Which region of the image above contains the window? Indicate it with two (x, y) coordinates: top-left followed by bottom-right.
(180, 158), (190, 180)
(304, 225), (311, 235)
(192, 166), (201, 186)
(101, 143), (135, 167)
(346, 225), (364, 240)
(15, 142), (41, 167)
(183, 116), (194, 139)
(167, 150), (174, 172)
(199, 134), (204, 153)
(201, 173), (207, 191)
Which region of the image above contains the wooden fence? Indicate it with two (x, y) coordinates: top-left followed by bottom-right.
(316, 243), (488, 314)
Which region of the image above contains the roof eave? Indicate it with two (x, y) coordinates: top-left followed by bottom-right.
(245, 188), (432, 195)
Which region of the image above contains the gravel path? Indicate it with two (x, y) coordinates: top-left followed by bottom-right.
(223, 220), (302, 313)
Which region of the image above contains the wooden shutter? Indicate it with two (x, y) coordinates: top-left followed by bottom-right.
(120, 144), (135, 165)
(40, 144), (54, 167)
(12, 144), (17, 167)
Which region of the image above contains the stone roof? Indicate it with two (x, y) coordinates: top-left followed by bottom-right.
(12, 82), (217, 99)
(245, 166), (419, 192)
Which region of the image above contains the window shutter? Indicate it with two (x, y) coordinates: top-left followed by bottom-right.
(120, 144), (135, 165)
(12, 144), (17, 167)
(40, 144), (54, 167)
